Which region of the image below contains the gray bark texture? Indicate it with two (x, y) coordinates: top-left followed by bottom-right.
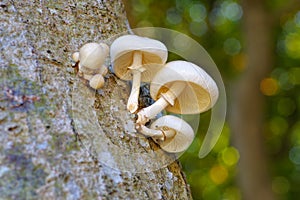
(0, 1), (192, 199)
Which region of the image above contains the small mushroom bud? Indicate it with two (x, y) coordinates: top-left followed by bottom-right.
(78, 43), (109, 72)
(89, 74), (105, 90)
(72, 52), (80, 62)
(72, 42), (109, 89)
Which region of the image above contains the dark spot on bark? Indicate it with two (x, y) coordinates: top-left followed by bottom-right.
(7, 124), (19, 131)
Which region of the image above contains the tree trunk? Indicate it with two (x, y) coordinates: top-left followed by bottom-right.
(0, 1), (192, 199)
(230, 0), (274, 199)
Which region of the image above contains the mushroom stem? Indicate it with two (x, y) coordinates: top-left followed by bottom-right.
(136, 81), (186, 125)
(136, 97), (169, 124)
(127, 51), (143, 113)
(137, 124), (177, 144)
(136, 124), (164, 141)
(99, 66), (108, 76)
(161, 127), (176, 139)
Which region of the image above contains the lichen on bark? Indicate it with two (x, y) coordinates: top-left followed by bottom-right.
(0, 0), (192, 199)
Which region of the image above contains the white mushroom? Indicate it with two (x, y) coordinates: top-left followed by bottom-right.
(72, 52), (80, 62)
(137, 115), (194, 153)
(137, 60), (219, 125)
(72, 42), (109, 89)
(110, 35), (168, 113)
(89, 74), (105, 89)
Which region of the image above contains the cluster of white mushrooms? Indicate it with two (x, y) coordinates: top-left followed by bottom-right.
(72, 42), (109, 89)
(72, 35), (219, 153)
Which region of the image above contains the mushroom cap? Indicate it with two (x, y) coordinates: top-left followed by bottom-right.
(150, 115), (194, 153)
(150, 60), (219, 114)
(89, 74), (105, 89)
(72, 52), (80, 62)
(110, 35), (168, 81)
(79, 43), (109, 70)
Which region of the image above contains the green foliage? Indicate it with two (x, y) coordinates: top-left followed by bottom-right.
(125, 0), (300, 199)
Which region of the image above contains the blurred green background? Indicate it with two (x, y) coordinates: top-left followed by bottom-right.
(123, 0), (300, 199)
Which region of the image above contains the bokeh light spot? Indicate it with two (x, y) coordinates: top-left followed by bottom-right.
(209, 7), (227, 28)
(223, 187), (242, 200)
(289, 146), (300, 165)
(285, 33), (300, 59)
(291, 122), (300, 146)
(223, 38), (241, 55)
(202, 186), (221, 200)
(289, 67), (300, 85)
(260, 78), (279, 96)
(277, 97), (296, 116)
(210, 165), (228, 185)
(189, 21), (207, 37)
(175, 0), (193, 12)
(221, 1), (243, 21)
(221, 147), (240, 166)
(272, 176), (290, 194)
(188, 170), (207, 188)
(231, 53), (246, 71)
(172, 34), (192, 52)
(269, 116), (288, 136)
(279, 71), (294, 90)
(189, 3), (207, 22)
(166, 7), (182, 25)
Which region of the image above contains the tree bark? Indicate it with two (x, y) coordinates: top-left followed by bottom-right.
(230, 0), (274, 199)
(0, 1), (192, 199)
